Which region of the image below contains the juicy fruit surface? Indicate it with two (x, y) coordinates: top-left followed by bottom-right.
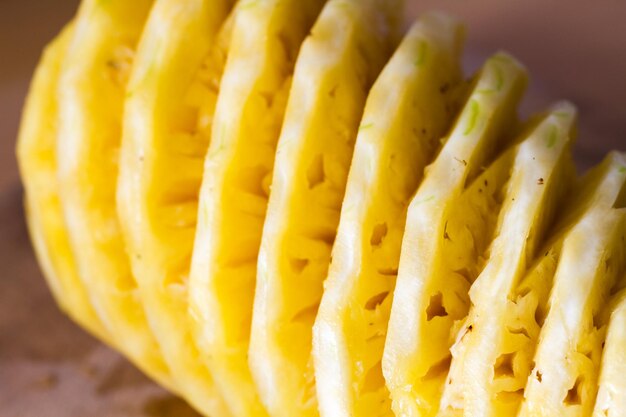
(519, 154), (626, 417)
(249, 1), (398, 416)
(594, 287), (626, 417)
(312, 13), (464, 417)
(188, 1), (326, 415)
(16, 23), (110, 343)
(116, 0), (234, 415)
(382, 53), (528, 417)
(439, 103), (576, 416)
(18, 1), (626, 416)
(53, 0), (177, 390)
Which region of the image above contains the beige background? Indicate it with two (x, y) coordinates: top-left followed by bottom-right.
(1, 0), (625, 416)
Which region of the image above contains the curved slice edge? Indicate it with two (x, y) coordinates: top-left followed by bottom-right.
(438, 103), (577, 416)
(593, 287), (626, 417)
(312, 12), (465, 417)
(382, 52), (528, 417)
(16, 23), (110, 345)
(117, 0), (234, 414)
(188, 1), (325, 415)
(520, 152), (626, 417)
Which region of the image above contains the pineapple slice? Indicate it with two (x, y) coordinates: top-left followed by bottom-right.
(188, 1), (325, 415)
(382, 53), (528, 417)
(55, 0), (176, 390)
(520, 152), (626, 417)
(438, 103), (577, 417)
(311, 13), (465, 417)
(249, 1), (400, 416)
(116, 0), (234, 415)
(16, 23), (110, 344)
(487, 153), (626, 417)
(442, 152), (626, 417)
(594, 287), (626, 417)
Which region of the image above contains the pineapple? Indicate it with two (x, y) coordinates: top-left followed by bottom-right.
(594, 286), (626, 417)
(116, 0), (234, 415)
(520, 152), (626, 417)
(187, 1), (325, 415)
(312, 13), (464, 417)
(382, 53), (528, 417)
(438, 103), (577, 417)
(16, 23), (110, 344)
(53, 0), (178, 390)
(17, 1), (626, 415)
(249, 1), (400, 416)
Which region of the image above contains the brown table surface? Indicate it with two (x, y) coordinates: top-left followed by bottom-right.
(1, 1), (625, 416)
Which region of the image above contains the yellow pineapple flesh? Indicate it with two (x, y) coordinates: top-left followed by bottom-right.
(116, 0), (235, 414)
(54, 0), (177, 390)
(15, 2), (626, 415)
(249, 1), (400, 416)
(520, 152), (626, 417)
(454, 156), (626, 417)
(188, 1), (326, 415)
(438, 103), (577, 417)
(16, 23), (110, 344)
(594, 285), (626, 417)
(312, 13), (464, 417)
(382, 53), (528, 417)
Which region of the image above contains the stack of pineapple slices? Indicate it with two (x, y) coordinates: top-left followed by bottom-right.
(16, 0), (626, 415)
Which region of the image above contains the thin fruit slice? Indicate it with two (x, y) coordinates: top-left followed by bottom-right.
(16, 23), (110, 344)
(441, 152), (625, 417)
(188, 1), (326, 416)
(250, 1), (400, 416)
(385, 124), (514, 415)
(55, 0), (174, 391)
(594, 286), (626, 417)
(520, 152), (626, 417)
(382, 53), (528, 417)
(311, 13), (464, 417)
(116, 0), (235, 414)
(438, 103), (577, 416)
(491, 153), (626, 417)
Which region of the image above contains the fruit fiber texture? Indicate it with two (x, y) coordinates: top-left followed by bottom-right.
(117, 0), (234, 415)
(54, 0), (177, 393)
(17, 0), (626, 416)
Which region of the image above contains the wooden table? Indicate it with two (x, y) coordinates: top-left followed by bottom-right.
(1, 1), (624, 416)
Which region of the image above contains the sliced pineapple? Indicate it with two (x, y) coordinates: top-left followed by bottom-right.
(54, 0), (175, 393)
(487, 153), (626, 417)
(594, 287), (626, 417)
(437, 152), (626, 417)
(438, 103), (577, 417)
(116, 0), (235, 415)
(19, 2), (626, 416)
(382, 53), (528, 417)
(520, 152), (626, 417)
(311, 13), (464, 417)
(187, 1), (326, 415)
(249, 1), (400, 416)
(16, 23), (110, 344)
